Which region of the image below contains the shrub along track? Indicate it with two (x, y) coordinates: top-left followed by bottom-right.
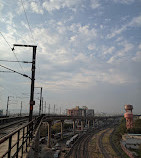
(87, 128), (123, 158)
(98, 128), (111, 158)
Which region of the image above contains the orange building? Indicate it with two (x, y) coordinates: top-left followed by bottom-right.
(124, 104), (133, 129)
(67, 106), (88, 116)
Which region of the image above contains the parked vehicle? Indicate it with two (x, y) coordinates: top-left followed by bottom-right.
(55, 143), (61, 149)
(66, 134), (79, 147)
(53, 150), (61, 158)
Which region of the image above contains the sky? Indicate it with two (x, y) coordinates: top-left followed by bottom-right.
(0, 0), (141, 115)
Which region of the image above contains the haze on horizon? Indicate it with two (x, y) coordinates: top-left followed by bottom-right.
(0, 0), (141, 115)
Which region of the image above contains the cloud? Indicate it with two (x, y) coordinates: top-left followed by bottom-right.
(17, 1), (43, 15)
(107, 41), (134, 63)
(113, 0), (135, 4)
(103, 46), (115, 55)
(138, 43), (141, 49)
(43, 0), (81, 12)
(69, 23), (97, 45)
(0, 1), (3, 12)
(0, 12), (15, 26)
(132, 43), (141, 62)
(88, 44), (96, 50)
(132, 51), (141, 62)
(30, 2), (43, 14)
(107, 15), (141, 39)
(90, 0), (101, 9)
(129, 15), (141, 27)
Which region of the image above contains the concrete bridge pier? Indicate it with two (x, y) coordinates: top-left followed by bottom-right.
(81, 120), (84, 131)
(97, 120), (99, 127)
(93, 119), (95, 128)
(88, 120), (90, 129)
(73, 120), (76, 135)
(105, 118), (107, 126)
(61, 120), (64, 140)
(47, 121), (52, 148)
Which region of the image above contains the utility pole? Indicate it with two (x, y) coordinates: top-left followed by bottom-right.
(13, 44), (37, 122)
(54, 104), (55, 114)
(42, 97), (43, 114)
(20, 101), (22, 116)
(39, 87), (42, 116)
(45, 101), (46, 114)
(60, 107), (61, 115)
(48, 104), (50, 115)
(35, 87), (43, 116)
(6, 96), (14, 116)
(6, 96), (9, 116)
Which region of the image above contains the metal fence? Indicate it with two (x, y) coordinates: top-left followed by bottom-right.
(0, 116), (42, 158)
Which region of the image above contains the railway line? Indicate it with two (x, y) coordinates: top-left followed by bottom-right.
(72, 132), (92, 158)
(68, 127), (121, 158)
(96, 128), (121, 158)
(69, 127), (101, 158)
(0, 119), (28, 139)
(98, 128), (111, 158)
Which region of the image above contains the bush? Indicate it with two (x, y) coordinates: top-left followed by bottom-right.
(128, 119), (141, 134)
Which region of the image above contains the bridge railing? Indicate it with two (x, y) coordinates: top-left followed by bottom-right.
(26, 117), (43, 158)
(0, 116), (42, 158)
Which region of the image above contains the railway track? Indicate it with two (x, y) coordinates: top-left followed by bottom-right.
(74, 133), (92, 158)
(0, 119), (28, 138)
(97, 128), (122, 158)
(98, 128), (111, 158)
(69, 129), (98, 158)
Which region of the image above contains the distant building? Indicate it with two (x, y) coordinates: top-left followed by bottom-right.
(122, 134), (141, 149)
(124, 104), (133, 129)
(86, 109), (94, 117)
(67, 106), (94, 117)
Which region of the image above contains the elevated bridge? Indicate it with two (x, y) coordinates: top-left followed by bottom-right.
(0, 114), (122, 158)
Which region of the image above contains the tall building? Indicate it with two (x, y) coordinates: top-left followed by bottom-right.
(67, 106), (94, 117)
(124, 104), (133, 129)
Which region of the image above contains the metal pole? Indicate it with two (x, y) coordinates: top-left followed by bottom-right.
(39, 87), (42, 116)
(48, 104), (50, 115)
(45, 101), (46, 114)
(13, 44), (37, 122)
(20, 101), (22, 116)
(60, 107), (61, 115)
(29, 46), (37, 122)
(54, 104), (55, 114)
(42, 97), (43, 114)
(6, 96), (9, 116)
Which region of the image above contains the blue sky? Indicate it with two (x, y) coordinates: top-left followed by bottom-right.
(0, 0), (141, 114)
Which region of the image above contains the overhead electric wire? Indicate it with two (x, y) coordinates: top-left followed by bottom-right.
(0, 59), (32, 63)
(12, 49), (26, 73)
(20, 0), (43, 88)
(0, 32), (12, 50)
(20, 0), (35, 44)
(0, 31), (26, 73)
(20, 0), (43, 92)
(0, 64), (31, 79)
(0, 71), (13, 73)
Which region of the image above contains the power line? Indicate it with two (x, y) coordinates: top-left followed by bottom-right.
(20, 0), (35, 44)
(12, 49), (25, 73)
(0, 64), (31, 79)
(0, 59), (32, 63)
(0, 31), (26, 73)
(0, 32), (12, 50)
(0, 71), (13, 73)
